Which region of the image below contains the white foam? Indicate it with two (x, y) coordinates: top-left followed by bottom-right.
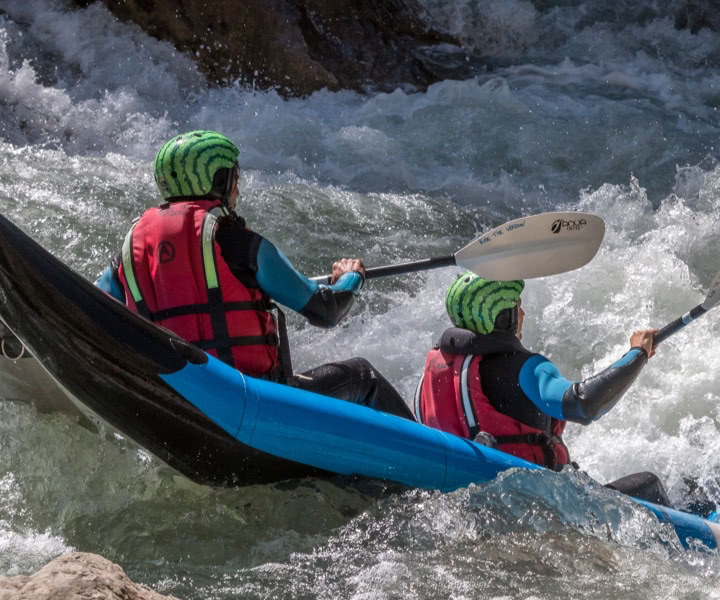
(1, 0), (720, 583)
(0, 473), (71, 575)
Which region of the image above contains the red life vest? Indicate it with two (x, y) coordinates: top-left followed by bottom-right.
(416, 348), (570, 469)
(117, 199), (280, 377)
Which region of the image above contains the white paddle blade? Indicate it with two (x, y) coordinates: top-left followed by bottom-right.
(701, 271), (720, 311)
(454, 212), (605, 280)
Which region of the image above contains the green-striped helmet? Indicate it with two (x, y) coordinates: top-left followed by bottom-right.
(153, 130), (239, 200)
(445, 273), (524, 335)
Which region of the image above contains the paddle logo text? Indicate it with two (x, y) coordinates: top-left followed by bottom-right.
(551, 218), (587, 233)
(505, 221), (525, 232)
(476, 220), (526, 245)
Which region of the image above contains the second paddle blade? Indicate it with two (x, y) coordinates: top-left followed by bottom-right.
(454, 212), (605, 281)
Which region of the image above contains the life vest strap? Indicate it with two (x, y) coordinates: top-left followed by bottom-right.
(147, 300), (269, 322)
(459, 354), (480, 438)
(269, 302), (294, 382)
(413, 373), (425, 422)
(494, 433), (562, 446)
(494, 432), (564, 471)
(121, 223), (152, 320)
(194, 334), (279, 350)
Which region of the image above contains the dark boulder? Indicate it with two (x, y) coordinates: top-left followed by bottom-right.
(71, 0), (462, 96)
(675, 0), (720, 33)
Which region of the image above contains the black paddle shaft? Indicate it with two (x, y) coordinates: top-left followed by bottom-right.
(653, 304), (707, 348)
(364, 255), (456, 280)
(314, 255), (456, 284)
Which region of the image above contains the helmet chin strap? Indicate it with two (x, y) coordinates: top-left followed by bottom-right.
(508, 306), (519, 335)
(493, 306), (519, 335)
(222, 163), (239, 208)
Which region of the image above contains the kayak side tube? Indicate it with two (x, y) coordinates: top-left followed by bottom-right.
(161, 355), (720, 552)
(160, 353), (539, 492)
(634, 499), (720, 552)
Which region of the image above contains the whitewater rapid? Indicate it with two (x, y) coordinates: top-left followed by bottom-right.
(0, 0), (719, 598)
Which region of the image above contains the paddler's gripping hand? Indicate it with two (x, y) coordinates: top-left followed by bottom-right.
(295, 258), (364, 327)
(292, 258), (365, 327)
(630, 329), (658, 358)
(330, 258), (366, 286)
(251, 238), (365, 328)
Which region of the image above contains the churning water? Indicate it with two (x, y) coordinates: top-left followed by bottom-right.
(1, 0), (719, 597)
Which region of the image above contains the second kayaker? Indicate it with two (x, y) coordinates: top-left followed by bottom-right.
(413, 272), (674, 506)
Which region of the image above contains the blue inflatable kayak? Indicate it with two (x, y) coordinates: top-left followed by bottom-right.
(0, 213), (717, 551)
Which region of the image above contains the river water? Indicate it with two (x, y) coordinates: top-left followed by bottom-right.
(1, 0), (719, 598)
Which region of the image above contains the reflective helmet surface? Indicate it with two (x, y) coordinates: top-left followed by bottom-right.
(445, 273), (524, 335)
(154, 130), (239, 199)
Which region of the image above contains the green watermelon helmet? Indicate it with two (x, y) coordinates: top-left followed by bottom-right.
(445, 273), (524, 335)
(153, 130), (239, 202)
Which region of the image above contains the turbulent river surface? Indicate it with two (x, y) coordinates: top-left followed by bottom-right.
(1, 0), (720, 598)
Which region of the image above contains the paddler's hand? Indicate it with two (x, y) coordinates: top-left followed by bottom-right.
(330, 258), (365, 285)
(630, 329), (658, 358)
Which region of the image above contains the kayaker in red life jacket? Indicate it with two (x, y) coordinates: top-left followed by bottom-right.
(96, 130), (413, 420)
(415, 272), (676, 507)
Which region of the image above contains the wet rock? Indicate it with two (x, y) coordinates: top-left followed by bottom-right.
(675, 1), (720, 33)
(70, 0), (462, 96)
(0, 552), (177, 600)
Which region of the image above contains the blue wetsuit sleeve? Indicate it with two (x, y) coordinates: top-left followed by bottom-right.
(518, 355), (572, 420)
(95, 265), (125, 303)
(520, 349), (649, 425)
(255, 239), (363, 328)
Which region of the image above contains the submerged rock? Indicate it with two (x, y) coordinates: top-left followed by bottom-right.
(71, 0), (463, 96)
(0, 552), (177, 600)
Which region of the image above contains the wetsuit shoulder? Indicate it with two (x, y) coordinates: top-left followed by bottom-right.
(214, 217), (264, 287)
(473, 348), (556, 431)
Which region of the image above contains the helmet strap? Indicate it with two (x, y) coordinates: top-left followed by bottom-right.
(493, 306), (519, 335)
(222, 163), (239, 208)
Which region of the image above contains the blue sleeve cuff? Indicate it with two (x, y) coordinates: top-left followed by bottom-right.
(95, 267), (125, 303)
(330, 271), (364, 293)
(610, 347), (645, 368)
